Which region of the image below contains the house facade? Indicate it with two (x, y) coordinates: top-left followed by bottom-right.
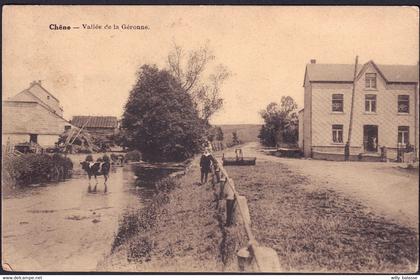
(70, 116), (119, 138)
(2, 81), (71, 147)
(300, 60), (419, 161)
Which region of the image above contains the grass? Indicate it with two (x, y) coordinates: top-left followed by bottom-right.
(99, 160), (225, 272)
(225, 161), (419, 273)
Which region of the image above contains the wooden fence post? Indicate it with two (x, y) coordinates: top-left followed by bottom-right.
(219, 178), (226, 200)
(226, 198), (235, 227)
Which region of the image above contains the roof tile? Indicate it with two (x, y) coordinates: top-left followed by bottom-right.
(71, 116), (118, 128)
(306, 63), (418, 83)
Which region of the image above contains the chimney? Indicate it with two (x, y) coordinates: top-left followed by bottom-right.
(30, 80), (42, 87)
(310, 59), (317, 64)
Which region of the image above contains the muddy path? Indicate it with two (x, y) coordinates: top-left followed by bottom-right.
(2, 165), (144, 272)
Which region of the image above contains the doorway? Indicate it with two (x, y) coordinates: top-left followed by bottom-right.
(30, 134), (38, 144)
(363, 125), (378, 152)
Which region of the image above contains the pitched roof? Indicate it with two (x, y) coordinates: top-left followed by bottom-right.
(305, 62), (419, 83)
(2, 102), (71, 135)
(8, 82), (64, 116)
(71, 116), (118, 129)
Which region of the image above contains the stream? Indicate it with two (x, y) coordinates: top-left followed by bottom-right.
(2, 163), (164, 272)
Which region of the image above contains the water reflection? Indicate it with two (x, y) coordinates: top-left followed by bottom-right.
(87, 182), (108, 194)
(122, 163), (180, 203)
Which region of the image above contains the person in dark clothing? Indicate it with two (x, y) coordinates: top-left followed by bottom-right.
(200, 149), (213, 184)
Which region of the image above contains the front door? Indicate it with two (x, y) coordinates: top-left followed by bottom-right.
(363, 125), (378, 152)
(30, 134), (38, 144)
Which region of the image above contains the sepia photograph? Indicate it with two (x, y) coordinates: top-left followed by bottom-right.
(1, 5), (419, 274)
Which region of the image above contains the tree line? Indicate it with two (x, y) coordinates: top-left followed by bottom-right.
(258, 96), (299, 147)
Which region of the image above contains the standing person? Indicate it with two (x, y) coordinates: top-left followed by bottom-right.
(200, 149), (212, 184)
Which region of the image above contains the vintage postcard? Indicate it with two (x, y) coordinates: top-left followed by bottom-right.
(2, 6), (419, 274)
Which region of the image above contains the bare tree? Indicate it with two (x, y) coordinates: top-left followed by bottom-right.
(167, 42), (230, 122)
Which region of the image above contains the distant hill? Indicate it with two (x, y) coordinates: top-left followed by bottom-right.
(217, 124), (262, 144)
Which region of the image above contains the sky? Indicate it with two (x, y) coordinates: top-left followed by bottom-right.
(3, 6), (419, 125)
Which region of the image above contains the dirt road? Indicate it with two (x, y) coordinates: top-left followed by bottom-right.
(237, 142), (418, 230)
(2, 165), (143, 272)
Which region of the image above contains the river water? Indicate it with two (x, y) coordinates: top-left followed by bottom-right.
(2, 164), (153, 272)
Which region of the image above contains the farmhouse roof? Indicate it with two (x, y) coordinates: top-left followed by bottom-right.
(304, 61), (419, 84)
(2, 102), (72, 135)
(71, 116), (118, 129)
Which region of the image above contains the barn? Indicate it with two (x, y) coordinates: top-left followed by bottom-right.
(70, 116), (119, 138)
(2, 81), (72, 148)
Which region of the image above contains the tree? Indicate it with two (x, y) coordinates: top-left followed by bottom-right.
(232, 131), (240, 145)
(121, 65), (206, 162)
(167, 42), (230, 123)
(258, 96), (298, 147)
(207, 125), (224, 142)
(215, 126), (224, 141)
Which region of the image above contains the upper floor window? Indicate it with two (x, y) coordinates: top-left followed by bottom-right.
(365, 73), (377, 89)
(365, 94), (376, 113)
(332, 124), (344, 143)
(47, 95), (50, 100)
(398, 95), (409, 113)
(398, 126), (409, 145)
(332, 94), (343, 112)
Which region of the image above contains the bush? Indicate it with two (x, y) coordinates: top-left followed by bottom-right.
(125, 150), (142, 162)
(3, 153), (73, 186)
(155, 177), (179, 193)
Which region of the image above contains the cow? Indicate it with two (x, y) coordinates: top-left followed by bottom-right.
(80, 157), (111, 183)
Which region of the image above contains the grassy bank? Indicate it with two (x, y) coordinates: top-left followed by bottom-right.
(97, 158), (225, 272)
(225, 161), (419, 273)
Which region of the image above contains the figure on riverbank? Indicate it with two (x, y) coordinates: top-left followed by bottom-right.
(81, 154), (111, 183)
(200, 149), (213, 184)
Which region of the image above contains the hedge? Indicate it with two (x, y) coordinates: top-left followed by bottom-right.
(2, 153), (73, 186)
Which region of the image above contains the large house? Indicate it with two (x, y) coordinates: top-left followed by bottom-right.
(299, 60), (419, 161)
(2, 81), (72, 147)
(70, 116), (119, 138)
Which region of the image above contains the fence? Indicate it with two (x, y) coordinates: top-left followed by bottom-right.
(210, 141), (225, 152)
(209, 154), (281, 272)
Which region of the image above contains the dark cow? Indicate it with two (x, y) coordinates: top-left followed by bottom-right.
(80, 159), (111, 183)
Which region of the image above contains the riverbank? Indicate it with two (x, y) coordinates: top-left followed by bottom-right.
(97, 157), (225, 272)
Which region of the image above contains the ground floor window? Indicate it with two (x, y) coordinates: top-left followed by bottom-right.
(398, 126), (409, 145)
(332, 124), (343, 143)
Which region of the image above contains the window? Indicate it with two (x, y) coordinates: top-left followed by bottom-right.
(47, 95), (50, 100)
(332, 94), (343, 112)
(398, 126), (409, 145)
(365, 94), (377, 112)
(332, 125), (343, 143)
(365, 73), (377, 89)
(398, 95), (409, 113)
